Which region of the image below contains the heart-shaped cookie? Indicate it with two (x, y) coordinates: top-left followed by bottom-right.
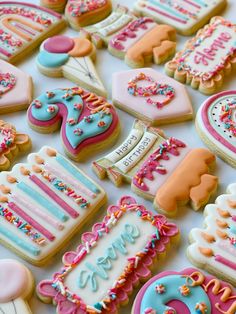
(196, 90), (236, 168)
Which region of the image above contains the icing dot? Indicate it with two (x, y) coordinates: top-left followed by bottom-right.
(44, 35), (75, 53)
(195, 302), (208, 314)
(97, 121), (106, 127)
(179, 284), (191, 296)
(155, 283), (166, 294)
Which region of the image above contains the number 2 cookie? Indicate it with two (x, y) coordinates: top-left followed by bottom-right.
(132, 268), (236, 314)
(196, 90), (236, 168)
(188, 183), (236, 286)
(165, 16), (236, 95)
(0, 259), (34, 314)
(27, 87), (120, 161)
(0, 2), (66, 64)
(112, 68), (193, 125)
(37, 196), (179, 314)
(134, 0), (227, 36)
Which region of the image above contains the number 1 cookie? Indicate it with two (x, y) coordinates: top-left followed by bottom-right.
(196, 90), (236, 168)
(27, 87), (120, 161)
(165, 17), (236, 95)
(37, 35), (107, 97)
(0, 259), (34, 314)
(0, 2), (66, 64)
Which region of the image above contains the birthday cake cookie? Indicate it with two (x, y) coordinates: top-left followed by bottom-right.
(27, 87), (120, 161)
(0, 146), (106, 265)
(0, 2), (66, 64)
(37, 196), (179, 313)
(188, 183), (236, 286)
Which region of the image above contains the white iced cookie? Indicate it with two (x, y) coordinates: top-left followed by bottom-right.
(0, 259), (33, 314)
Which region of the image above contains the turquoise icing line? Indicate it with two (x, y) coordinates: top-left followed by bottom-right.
(140, 274), (211, 313)
(37, 51), (69, 68)
(77, 223), (140, 292)
(229, 224), (236, 235)
(193, 0), (207, 7)
(56, 154), (100, 194)
(0, 224), (40, 256)
(17, 182), (68, 222)
(31, 89), (113, 149)
(148, 0), (189, 20)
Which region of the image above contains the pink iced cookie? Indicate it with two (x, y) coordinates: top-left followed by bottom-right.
(0, 60), (32, 113)
(132, 268), (236, 314)
(112, 68), (193, 126)
(37, 196), (179, 313)
(0, 259), (34, 314)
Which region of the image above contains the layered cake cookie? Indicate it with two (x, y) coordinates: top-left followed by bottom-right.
(0, 2), (66, 64)
(27, 87), (120, 161)
(188, 183), (236, 286)
(0, 146), (106, 264)
(37, 196), (179, 313)
(165, 17), (236, 95)
(196, 90), (236, 168)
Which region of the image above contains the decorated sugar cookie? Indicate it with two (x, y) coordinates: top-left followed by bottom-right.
(27, 87), (119, 161)
(37, 196), (179, 314)
(0, 259), (34, 314)
(93, 120), (218, 217)
(65, 0), (112, 30)
(165, 17), (236, 95)
(134, 0), (227, 36)
(0, 2), (66, 64)
(0, 146), (106, 264)
(0, 60), (33, 114)
(196, 90), (236, 168)
(132, 268), (236, 314)
(188, 183), (236, 286)
(0, 120), (31, 171)
(113, 68), (193, 125)
(40, 0), (67, 12)
(37, 35), (107, 97)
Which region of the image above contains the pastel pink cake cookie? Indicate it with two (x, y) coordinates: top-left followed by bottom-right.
(0, 259), (34, 314)
(134, 0), (227, 36)
(37, 196), (179, 313)
(0, 2), (66, 64)
(188, 183), (236, 286)
(37, 35), (107, 97)
(27, 87), (120, 161)
(196, 90), (236, 168)
(165, 17), (236, 95)
(65, 0), (112, 30)
(0, 146), (106, 264)
(132, 268), (236, 314)
(108, 17), (176, 68)
(112, 68), (193, 125)
(0, 60), (32, 113)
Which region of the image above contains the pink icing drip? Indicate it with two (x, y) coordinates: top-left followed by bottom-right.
(0, 47), (12, 57)
(215, 254), (236, 270)
(8, 201), (55, 241)
(29, 174), (79, 218)
(11, 193), (64, 230)
(201, 90), (236, 153)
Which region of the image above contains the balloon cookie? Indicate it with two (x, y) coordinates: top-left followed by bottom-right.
(188, 183), (236, 286)
(27, 87), (120, 161)
(65, 0), (112, 30)
(0, 60), (33, 114)
(196, 90), (236, 168)
(0, 120), (31, 171)
(132, 268), (236, 314)
(37, 35), (107, 97)
(0, 2), (66, 64)
(0, 146), (106, 265)
(0, 259), (34, 314)
(134, 0), (227, 36)
(93, 120), (218, 217)
(165, 17), (236, 95)
(37, 196), (179, 314)
(112, 68), (193, 125)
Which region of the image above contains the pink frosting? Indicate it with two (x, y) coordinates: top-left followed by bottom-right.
(44, 35), (74, 53)
(133, 268), (236, 314)
(0, 259), (28, 303)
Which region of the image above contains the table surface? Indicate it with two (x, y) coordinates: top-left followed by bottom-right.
(0, 0), (235, 313)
